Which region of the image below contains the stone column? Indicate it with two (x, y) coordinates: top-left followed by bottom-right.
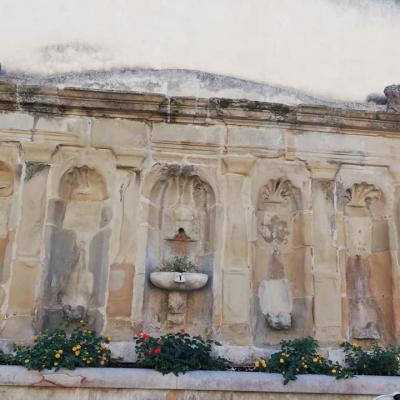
(309, 162), (342, 344)
(220, 155), (255, 344)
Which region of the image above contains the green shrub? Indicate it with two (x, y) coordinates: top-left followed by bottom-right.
(254, 337), (351, 384)
(158, 256), (198, 273)
(134, 329), (231, 375)
(342, 342), (400, 376)
(13, 325), (115, 371)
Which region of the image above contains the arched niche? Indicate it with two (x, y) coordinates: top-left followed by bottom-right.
(343, 182), (394, 344)
(254, 177), (312, 343)
(37, 166), (111, 331)
(143, 164), (216, 334)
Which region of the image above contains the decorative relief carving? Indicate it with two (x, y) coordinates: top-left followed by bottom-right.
(344, 182), (381, 208)
(259, 215), (290, 245)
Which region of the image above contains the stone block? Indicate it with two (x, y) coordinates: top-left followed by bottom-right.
(152, 123), (225, 146)
(107, 264), (134, 317)
(7, 261), (39, 314)
(0, 112), (34, 131)
(63, 201), (102, 232)
(222, 271), (250, 324)
(92, 118), (148, 148)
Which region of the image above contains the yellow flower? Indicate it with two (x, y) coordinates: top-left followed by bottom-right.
(279, 358), (285, 364)
(100, 360), (105, 366)
(101, 343), (108, 349)
(80, 320), (85, 324)
(72, 346), (77, 352)
(331, 368), (337, 374)
(106, 335), (112, 342)
(261, 360), (267, 368)
(24, 359), (29, 364)
(54, 362), (58, 366)
(75, 351), (80, 356)
(58, 350), (63, 355)
(312, 357), (318, 363)
(304, 364), (308, 369)
(255, 360), (260, 368)
(76, 345), (81, 350)
(54, 353), (61, 359)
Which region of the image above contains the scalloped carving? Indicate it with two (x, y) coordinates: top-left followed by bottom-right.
(60, 166), (107, 201)
(260, 178), (295, 204)
(344, 182), (381, 208)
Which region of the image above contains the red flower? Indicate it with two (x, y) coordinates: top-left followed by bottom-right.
(142, 333), (150, 339)
(147, 349), (153, 356)
(154, 347), (161, 354)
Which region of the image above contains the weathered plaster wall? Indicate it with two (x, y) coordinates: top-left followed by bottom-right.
(1, 0), (400, 102)
(0, 82), (400, 358)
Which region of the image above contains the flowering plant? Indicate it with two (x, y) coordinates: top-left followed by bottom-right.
(342, 341), (400, 376)
(13, 324), (115, 371)
(134, 328), (230, 375)
(254, 337), (351, 384)
(158, 256), (198, 273)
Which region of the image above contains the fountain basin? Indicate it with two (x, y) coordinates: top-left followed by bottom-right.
(150, 272), (208, 291)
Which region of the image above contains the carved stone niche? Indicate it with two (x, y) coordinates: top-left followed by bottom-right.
(256, 178), (300, 332)
(143, 165), (215, 334)
(38, 166), (110, 331)
(344, 182), (391, 342)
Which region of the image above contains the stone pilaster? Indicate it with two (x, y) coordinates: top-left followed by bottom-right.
(309, 162), (342, 344)
(388, 166), (400, 342)
(3, 146), (53, 339)
(220, 155), (255, 344)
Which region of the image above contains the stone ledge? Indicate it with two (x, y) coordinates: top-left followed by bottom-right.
(0, 366), (398, 395)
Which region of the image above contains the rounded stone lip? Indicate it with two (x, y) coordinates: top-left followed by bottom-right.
(150, 271), (208, 291)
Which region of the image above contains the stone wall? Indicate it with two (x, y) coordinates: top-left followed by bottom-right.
(0, 82), (400, 355)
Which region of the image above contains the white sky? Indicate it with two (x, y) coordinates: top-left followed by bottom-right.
(1, 0), (400, 101)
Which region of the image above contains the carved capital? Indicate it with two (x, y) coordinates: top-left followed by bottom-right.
(113, 147), (146, 170)
(22, 143), (55, 163)
(307, 161), (339, 181)
(222, 155), (255, 176)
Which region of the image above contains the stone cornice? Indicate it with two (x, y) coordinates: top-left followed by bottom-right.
(1, 82), (400, 135)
